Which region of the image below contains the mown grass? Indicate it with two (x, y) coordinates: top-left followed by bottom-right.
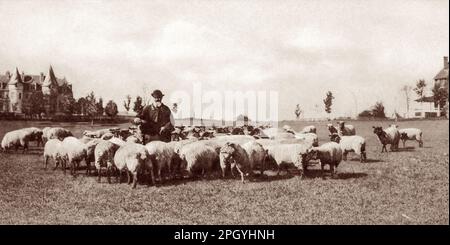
(0, 120), (448, 224)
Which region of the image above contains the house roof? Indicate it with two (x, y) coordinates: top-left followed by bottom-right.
(415, 96), (435, 103)
(434, 67), (449, 80)
(1, 67), (70, 87)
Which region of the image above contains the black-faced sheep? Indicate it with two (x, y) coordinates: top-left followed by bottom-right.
(372, 126), (400, 152)
(307, 142), (343, 178)
(330, 133), (367, 163)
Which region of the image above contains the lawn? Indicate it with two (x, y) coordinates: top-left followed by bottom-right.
(0, 119), (448, 224)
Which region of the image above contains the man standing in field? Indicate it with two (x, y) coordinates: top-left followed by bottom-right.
(135, 89), (174, 143)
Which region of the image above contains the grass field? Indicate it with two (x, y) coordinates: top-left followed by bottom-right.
(0, 119), (448, 224)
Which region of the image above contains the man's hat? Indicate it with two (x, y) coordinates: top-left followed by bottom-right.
(151, 89), (164, 98)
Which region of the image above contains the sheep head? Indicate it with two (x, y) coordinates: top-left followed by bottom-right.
(329, 133), (341, 143)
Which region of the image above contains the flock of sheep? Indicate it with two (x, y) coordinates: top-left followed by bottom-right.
(0, 121), (424, 189)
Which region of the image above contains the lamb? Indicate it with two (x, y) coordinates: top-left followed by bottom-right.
(60, 137), (88, 175)
(178, 142), (219, 179)
(264, 143), (311, 176)
(398, 128), (423, 148)
(114, 143), (154, 189)
(94, 140), (122, 183)
(337, 121), (356, 136)
(1, 129), (33, 153)
(145, 141), (177, 183)
(219, 142), (252, 182)
(372, 126), (400, 152)
(330, 133), (367, 163)
(307, 142), (343, 178)
(43, 139), (63, 170)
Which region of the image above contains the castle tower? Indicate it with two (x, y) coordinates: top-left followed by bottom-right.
(42, 65), (59, 114)
(7, 68), (23, 113)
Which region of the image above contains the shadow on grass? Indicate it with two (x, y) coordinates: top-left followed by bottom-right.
(303, 169), (368, 179)
(346, 157), (383, 163)
(396, 146), (416, 152)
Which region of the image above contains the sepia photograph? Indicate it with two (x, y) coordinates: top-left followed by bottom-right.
(0, 0), (448, 230)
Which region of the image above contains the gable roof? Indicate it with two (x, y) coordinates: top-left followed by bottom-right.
(434, 67), (449, 80)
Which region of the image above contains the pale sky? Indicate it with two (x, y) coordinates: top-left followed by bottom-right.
(0, 0), (448, 120)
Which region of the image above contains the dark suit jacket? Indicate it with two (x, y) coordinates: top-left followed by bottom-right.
(137, 103), (173, 136)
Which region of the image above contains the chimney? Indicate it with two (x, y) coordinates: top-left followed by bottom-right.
(445, 56), (449, 69)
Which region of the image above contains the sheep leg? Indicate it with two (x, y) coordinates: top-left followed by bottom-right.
(342, 151), (348, 161)
(117, 169), (121, 183)
(127, 170), (131, 184)
(44, 155), (49, 170)
(402, 140), (406, 148)
(132, 172), (138, 189)
(148, 168), (155, 186)
(235, 165), (245, 183)
(330, 164), (336, 178)
(97, 168), (101, 183)
(107, 167), (111, 184)
(321, 162), (326, 179)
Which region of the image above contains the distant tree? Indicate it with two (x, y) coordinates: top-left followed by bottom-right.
(358, 110), (373, 118)
(236, 114), (250, 121)
(133, 96), (144, 114)
(432, 82), (449, 117)
(123, 95), (131, 113)
(371, 101), (386, 118)
(76, 97), (87, 115)
(105, 100), (118, 119)
(401, 85), (412, 117)
(60, 95), (77, 115)
(323, 91), (334, 115)
(85, 91), (98, 124)
(294, 104), (302, 119)
(30, 91), (45, 118)
(96, 97), (104, 116)
(414, 79), (427, 102)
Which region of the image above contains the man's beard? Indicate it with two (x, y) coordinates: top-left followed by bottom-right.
(154, 101), (162, 107)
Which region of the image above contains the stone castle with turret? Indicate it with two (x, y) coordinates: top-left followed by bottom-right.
(0, 66), (73, 115)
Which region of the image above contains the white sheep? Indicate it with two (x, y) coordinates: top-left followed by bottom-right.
(43, 138), (63, 170)
(178, 142), (219, 179)
(100, 132), (115, 140)
(145, 141), (177, 183)
(398, 128), (423, 148)
(219, 142), (252, 182)
(293, 132), (319, 147)
(307, 142), (343, 178)
(45, 127), (73, 141)
(85, 138), (104, 171)
(23, 127), (43, 147)
(300, 125), (317, 134)
(83, 128), (110, 138)
(330, 133), (367, 163)
(114, 143), (154, 188)
(126, 135), (142, 144)
(372, 126), (400, 152)
(1, 129), (32, 153)
(337, 121), (356, 136)
(242, 141), (267, 176)
(94, 140), (121, 183)
(60, 136), (88, 176)
(264, 143), (311, 176)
